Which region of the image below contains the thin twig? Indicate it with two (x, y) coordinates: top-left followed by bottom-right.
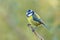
(28, 24), (44, 40)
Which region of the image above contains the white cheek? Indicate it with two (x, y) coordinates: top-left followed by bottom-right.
(28, 13), (32, 16)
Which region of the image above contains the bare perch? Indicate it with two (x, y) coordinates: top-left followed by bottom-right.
(28, 24), (44, 40)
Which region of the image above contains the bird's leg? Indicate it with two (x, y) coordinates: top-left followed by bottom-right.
(27, 24), (35, 32)
(27, 24), (39, 32)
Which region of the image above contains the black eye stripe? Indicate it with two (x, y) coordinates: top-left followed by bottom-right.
(28, 11), (34, 15)
(28, 13), (31, 14)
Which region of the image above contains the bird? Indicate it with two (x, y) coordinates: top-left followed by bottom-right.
(26, 9), (47, 30)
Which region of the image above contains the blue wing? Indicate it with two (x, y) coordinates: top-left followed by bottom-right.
(32, 14), (43, 24)
(32, 14), (48, 28)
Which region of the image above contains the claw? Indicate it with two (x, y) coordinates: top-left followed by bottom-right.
(28, 24), (31, 26)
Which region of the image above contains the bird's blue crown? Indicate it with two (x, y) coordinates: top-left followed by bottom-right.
(26, 9), (34, 17)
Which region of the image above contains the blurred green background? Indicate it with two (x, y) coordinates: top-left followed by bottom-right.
(0, 0), (60, 40)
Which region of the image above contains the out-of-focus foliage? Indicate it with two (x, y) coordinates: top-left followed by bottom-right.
(0, 0), (60, 40)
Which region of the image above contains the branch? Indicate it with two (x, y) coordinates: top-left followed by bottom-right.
(28, 24), (44, 40)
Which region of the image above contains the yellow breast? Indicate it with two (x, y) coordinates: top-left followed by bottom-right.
(27, 16), (40, 26)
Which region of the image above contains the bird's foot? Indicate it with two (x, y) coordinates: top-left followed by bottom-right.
(27, 24), (31, 27)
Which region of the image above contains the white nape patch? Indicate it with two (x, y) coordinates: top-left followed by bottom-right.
(28, 13), (32, 16)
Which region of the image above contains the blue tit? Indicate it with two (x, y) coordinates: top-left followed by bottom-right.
(26, 9), (47, 28)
